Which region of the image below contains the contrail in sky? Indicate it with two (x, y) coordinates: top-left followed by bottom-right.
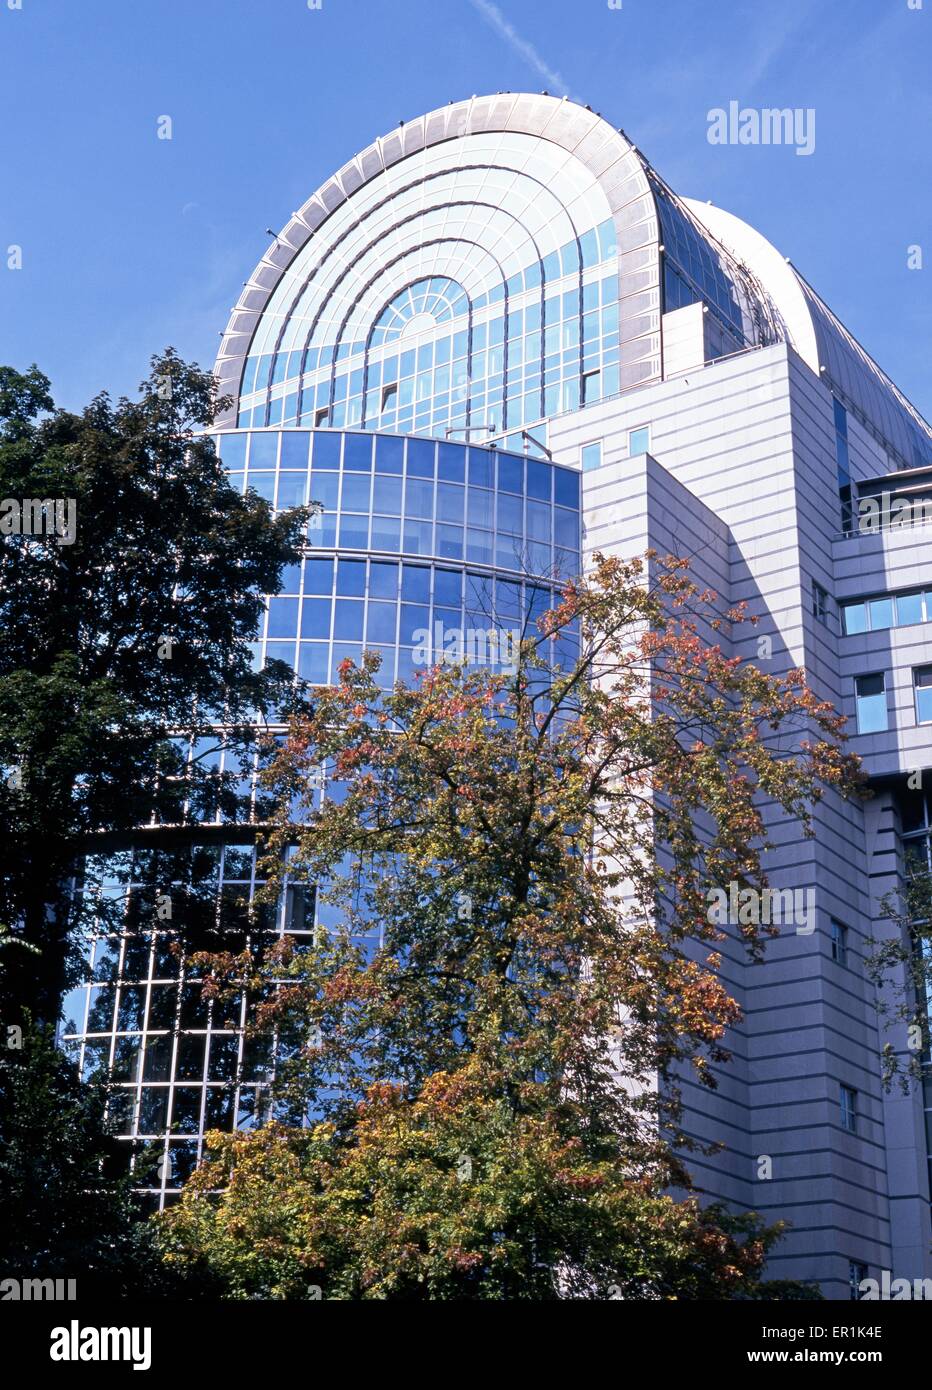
(468, 0), (580, 103)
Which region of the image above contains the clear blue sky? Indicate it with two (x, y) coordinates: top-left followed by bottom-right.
(2, 0), (929, 418)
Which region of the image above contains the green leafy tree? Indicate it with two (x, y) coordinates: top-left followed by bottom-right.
(160, 553), (857, 1298)
(0, 352), (311, 1026)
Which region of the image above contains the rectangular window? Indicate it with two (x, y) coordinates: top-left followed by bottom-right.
(842, 602), (867, 635)
(581, 441), (602, 472)
(854, 674), (887, 734)
(628, 425), (650, 455)
(840, 1084), (858, 1133)
(581, 370), (601, 405)
(830, 919), (848, 967)
(812, 580), (830, 625)
(915, 667), (932, 725)
(849, 1261), (868, 1301)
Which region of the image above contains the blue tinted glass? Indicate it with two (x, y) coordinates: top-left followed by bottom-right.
(266, 598), (299, 639)
(400, 604), (429, 645)
(248, 473), (276, 502)
(833, 399), (848, 438)
(333, 600), (364, 641)
(366, 602), (397, 644)
(467, 488), (494, 529)
(220, 433), (247, 468)
(300, 599), (332, 640)
(373, 476), (402, 514)
(338, 515), (369, 548)
(466, 529), (493, 564)
(558, 469), (580, 508)
(629, 427), (650, 455)
(279, 563), (301, 594)
(280, 432), (311, 468)
(371, 515), (401, 550)
(868, 598), (894, 631)
(402, 519), (433, 554)
(276, 474), (306, 509)
(336, 559), (366, 597)
(407, 438), (436, 478)
(497, 455), (524, 494)
(298, 644), (329, 684)
(554, 509), (579, 549)
(526, 460), (551, 501)
(497, 493), (523, 534)
(468, 452), (493, 489)
(369, 561), (399, 598)
(402, 565), (431, 604)
(343, 433), (373, 470)
(303, 558), (333, 594)
(340, 474), (371, 512)
(434, 569), (462, 607)
(405, 479), (435, 519)
(309, 473), (339, 510)
(248, 432), (278, 468)
(438, 443), (466, 482)
(582, 443), (602, 472)
(436, 525), (463, 560)
(311, 432), (341, 469)
(855, 676), (887, 734)
(436, 484), (464, 523)
(897, 592), (923, 625)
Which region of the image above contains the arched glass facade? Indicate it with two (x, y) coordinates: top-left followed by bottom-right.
(61, 428), (581, 1206)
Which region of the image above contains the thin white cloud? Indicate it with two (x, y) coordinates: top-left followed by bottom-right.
(468, 0), (580, 102)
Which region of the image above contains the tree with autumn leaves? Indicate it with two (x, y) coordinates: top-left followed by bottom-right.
(159, 552), (859, 1299)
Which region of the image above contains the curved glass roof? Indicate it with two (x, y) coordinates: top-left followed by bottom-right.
(216, 93), (929, 472)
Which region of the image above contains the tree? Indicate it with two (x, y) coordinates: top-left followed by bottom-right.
(0, 1022), (202, 1298)
(160, 553), (858, 1298)
(0, 352), (311, 1026)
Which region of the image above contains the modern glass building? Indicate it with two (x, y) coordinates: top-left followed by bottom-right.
(64, 93), (932, 1298)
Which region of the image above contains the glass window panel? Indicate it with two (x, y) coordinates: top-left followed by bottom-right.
(896, 592), (924, 625)
(868, 598), (894, 631)
(369, 561), (399, 598)
(466, 529), (494, 564)
(267, 597), (299, 639)
(406, 438), (435, 478)
(855, 674), (887, 734)
(400, 604), (429, 647)
(375, 435), (404, 473)
(298, 643), (329, 684)
(434, 569), (462, 608)
(280, 431), (311, 468)
(336, 559), (367, 597)
(341, 473), (372, 512)
(402, 519), (433, 554)
(554, 468), (580, 509)
(303, 558), (334, 594)
(467, 488), (494, 529)
(310, 432), (341, 469)
(300, 599), (332, 640)
(916, 668), (932, 724)
(436, 525), (463, 560)
(842, 602), (867, 635)
(220, 433), (247, 468)
(333, 599), (364, 641)
(468, 452), (493, 489)
(343, 433), (373, 470)
(247, 472), (276, 502)
(248, 432), (278, 468)
(405, 479), (435, 520)
(582, 442), (602, 472)
(366, 601), (397, 644)
(309, 472), (339, 510)
(373, 476), (402, 515)
(497, 456), (524, 495)
(497, 493), (523, 535)
(338, 515), (369, 548)
(436, 484), (464, 523)
(371, 515), (401, 551)
(438, 444), (466, 482)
